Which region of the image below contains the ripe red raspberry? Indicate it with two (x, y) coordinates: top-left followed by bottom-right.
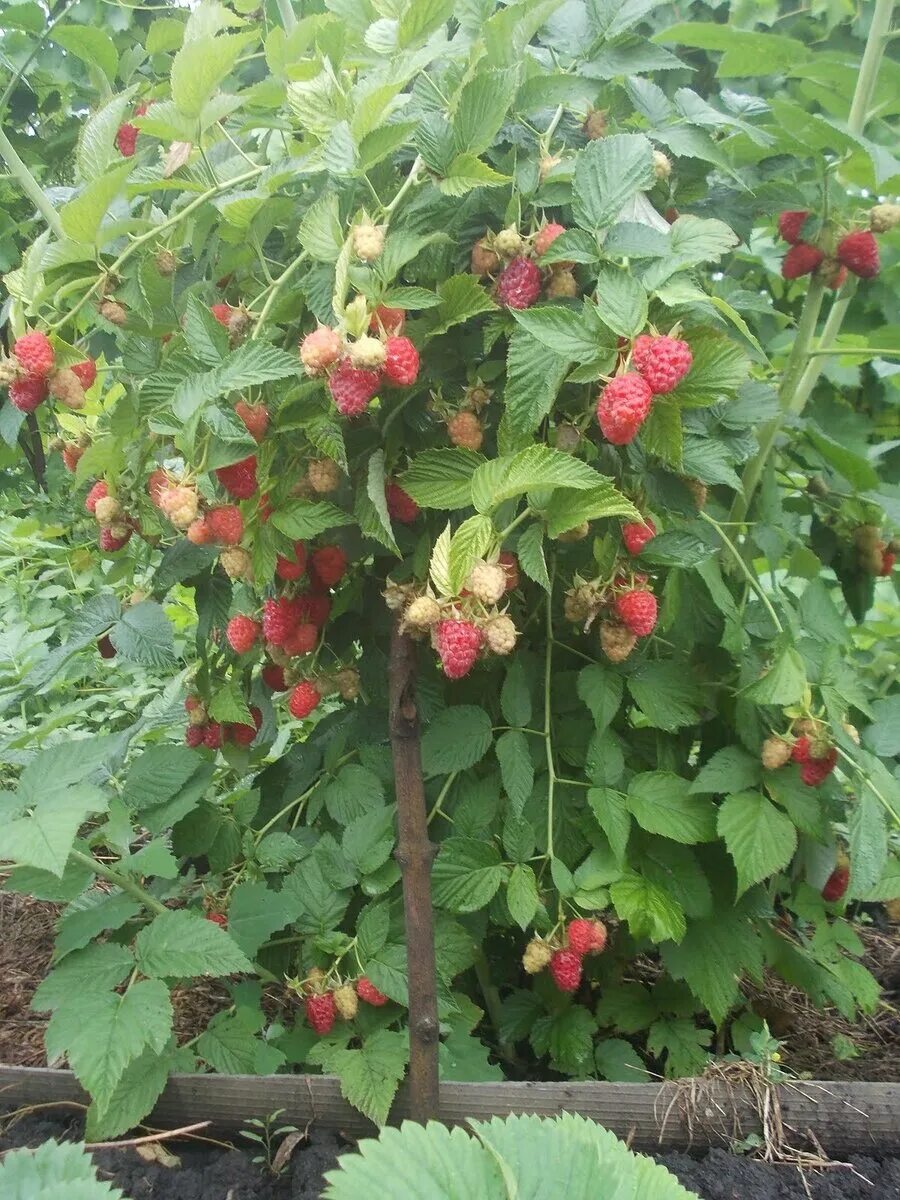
(311, 545), (347, 588)
(549, 948), (582, 993)
(206, 912), (228, 926)
(305, 991), (336, 1034)
(216, 455), (257, 499)
(385, 482), (419, 524)
(631, 335), (692, 394)
(263, 596), (303, 645)
(206, 506), (243, 546)
(782, 242), (824, 279)
(276, 540), (308, 581)
(801, 747), (837, 787)
(289, 680), (321, 719)
(71, 359), (97, 390)
(85, 481), (109, 514)
(534, 222), (567, 258)
(383, 336), (419, 386)
(836, 230), (879, 279)
(282, 622), (318, 656)
(262, 663), (287, 690)
(435, 619), (483, 679)
(235, 400), (268, 442)
(566, 918), (607, 956)
(116, 122), (138, 157)
(210, 303), (233, 327)
(499, 551), (519, 591)
(228, 706), (262, 747)
(790, 736), (812, 764)
(226, 614), (261, 655)
(298, 590), (331, 627)
(369, 306), (405, 335)
(822, 865), (850, 902)
(13, 331), (54, 376)
(777, 210), (809, 244)
(496, 257), (542, 309)
(146, 469), (169, 507)
(328, 358), (381, 417)
(356, 977), (388, 1006)
(99, 526), (132, 552)
(447, 411), (483, 451)
(622, 519), (656, 555)
(596, 374), (653, 444)
(9, 375), (48, 412)
(203, 721), (224, 749)
(300, 326), (344, 373)
(615, 588), (658, 637)
(881, 550), (896, 575)
(185, 725), (205, 748)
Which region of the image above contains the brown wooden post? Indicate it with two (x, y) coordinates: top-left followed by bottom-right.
(388, 618), (440, 1121)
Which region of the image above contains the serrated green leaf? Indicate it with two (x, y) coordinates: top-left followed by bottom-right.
(496, 730), (534, 816)
(502, 330), (569, 434)
(690, 746), (762, 794)
(472, 446), (604, 513)
(509, 305), (607, 363)
(108, 601), (175, 668)
(432, 838), (504, 912)
(33, 943), (134, 1013)
(743, 645), (807, 706)
(611, 871), (686, 943)
(311, 1029), (408, 1126)
(594, 269), (648, 338)
(577, 665), (623, 732)
(60, 161), (133, 244)
(439, 154), (511, 196)
(573, 133), (655, 232)
(135, 909), (253, 977)
(0, 1139), (126, 1199)
(271, 499), (352, 539)
(588, 788), (631, 863)
(717, 791), (797, 896)
(424, 274), (496, 338)
(627, 662), (703, 730)
(647, 1016), (710, 1078)
(171, 31), (255, 118)
(506, 863), (539, 929)
(76, 93), (133, 183)
(517, 522), (549, 590)
(627, 772), (717, 844)
(544, 481), (639, 537)
(401, 448), (484, 509)
(422, 706), (493, 776)
(448, 514), (495, 593)
(662, 908), (762, 1026)
(227, 881), (301, 957)
(85, 1046), (172, 1141)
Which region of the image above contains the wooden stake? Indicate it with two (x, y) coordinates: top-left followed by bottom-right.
(388, 619), (440, 1121)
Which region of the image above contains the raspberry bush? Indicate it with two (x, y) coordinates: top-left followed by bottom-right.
(0, 0), (898, 1138)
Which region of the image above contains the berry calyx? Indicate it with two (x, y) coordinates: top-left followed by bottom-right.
(496, 257), (542, 309)
(549, 948), (582, 993)
(385, 482), (419, 524)
(566, 918), (607, 956)
(777, 210), (810, 244)
(227, 615), (261, 655)
(328, 358), (381, 417)
(435, 619), (483, 679)
(782, 242), (824, 279)
(215, 455), (257, 500)
(615, 589), (658, 637)
(622, 519), (656, 555)
(383, 336), (419, 386)
(305, 991), (337, 1035)
(596, 374), (653, 444)
(631, 334), (692, 395)
(356, 977), (388, 1006)
(300, 326), (343, 374)
(13, 331), (54, 377)
(836, 230), (879, 279)
(289, 680), (321, 719)
(447, 410), (483, 450)
(311, 545), (347, 587)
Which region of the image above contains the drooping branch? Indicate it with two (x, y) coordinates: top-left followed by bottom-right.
(388, 619), (440, 1122)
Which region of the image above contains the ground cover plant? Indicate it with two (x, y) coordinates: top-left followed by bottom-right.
(0, 0), (898, 1143)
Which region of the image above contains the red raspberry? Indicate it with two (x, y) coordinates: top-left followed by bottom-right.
(801, 747), (837, 787)
(791, 737), (812, 764)
(435, 619), (483, 679)
(534, 222), (567, 258)
(185, 725), (205, 748)
(289, 680), (321, 719)
(822, 865), (850, 902)
(85, 481), (109, 514)
(263, 596), (303, 646)
(356, 977), (388, 1006)
(298, 590), (331, 627)
(71, 359), (97, 390)
(369, 306), (405, 335)
(777, 210), (809, 244)
(782, 242), (824, 279)
(282, 622), (318, 656)
(311, 545), (347, 588)
(63, 444), (84, 472)
(228, 706), (262, 747)
(300, 326), (343, 373)
(206, 912), (228, 926)
(328, 358), (381, 417)
(496, 257), (542, 309)
(596, 374), (653, 444)
(9, 375), (48, 412)
(99, 527), (131, 552)
(184, 694), (204, 714)
(305, 991), (336, 1034)
(447, 411), (483, 451)
(235, 400), (268, 442)
(215, 455), (257, 499)
(187, 517), (212, 545)
(116, 123), (138, 157)
(499, 550), (519, 591)
(147, 469), (169, 506)
(262, 663), (287, 691)
(385, 483), (419, 524)
(622, 519), (656, 555)
(836, 230), (879, 279)
(275, 540), (308, 581)
(13, 331), (54, 376)
(210, 303), (233, 327)
(881, 550), (896, 576)
(206, 506), (244, 546)
(203, 721), (224, 749)
(549, 948), (582, 993)
(382, 336), (419, 386)
(566, 918), (607, 956)
(226, 614), (261, 655)
(631, 335), (692, 394)
(615, 588), (658, 637)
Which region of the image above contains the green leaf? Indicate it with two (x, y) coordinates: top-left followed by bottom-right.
(544, 481), (639, 537)
(85, 1046), (172, 1141)
(33, 943), (134, 1012)
(509, 305), (608, 363)
(662, 908), (762, 1026)
(627, 662), (703, 730)
(717, 791), (797, 896)
(358, 449), (399, 555)
(76, 93), (133, 183)
(594, 269), (648, 338)
(627, 772), (717, 844)
(311, 1029), (408, 1126)
(501, 658), (532, 728)
(108, 601), (175, 668)
(573, 133), (655, 232)
(51, 26), (118, 83)
(654, 22), (810, 78)
(595, 1037), (646, 1082)
(516, 522), (550, 590)
(125, 746), (203, 811)
(196, 1007), (285, 1075)
(453, 69), (517, 156)
(424, 275), (496, 338)
(46, 980), (172, 1113)
(640, 400), (683, 467)
(506, 864), (539, 929)
(226, 881), (301, 958)
(54, 892), (141, 961)
(439, 154), (511, 196)
(496, 730), (534, 816)
(298, 192), (344, 262)
(432, 838), (504, 912)
(807, 428), (881, 491)
(530, 1006), (597, 1075)
(667, 332), (750, 407)
(182, 295), (229, 365)
(171, 31), (255, 118)
(398, 0), (453, 46)
(847, 785), (888, 899)
(270, 499), (352, 540)
(690, 747), (762, 794)
(610, 871), (686, 943)
(502, 330), (569, 434)
(743, 645), (807, 706)
(60, 161), (133, 244)
(577, 665), (623, 733)
(0, 1139), (126, 1199)
(588, 788), (632, 863)
(320, 764), (386, 825)
(647, 1016), (711, 1078)
(448, 514), (495, 593)
(667, 216), (740, 265)
(422, 706), (493, 776)
(135, 909), (253, 977)
(401, 448), (484, 510)
(596, 981), (657, 1033)
(343, 805), (395, 875)
(472, 445), (604, 513)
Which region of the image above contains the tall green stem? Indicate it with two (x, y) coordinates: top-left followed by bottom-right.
(275, 0), (296, 30)
(0, 124), (64, 239)
(544, 566), (556, 860)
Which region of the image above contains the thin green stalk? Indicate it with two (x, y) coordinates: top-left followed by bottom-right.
(69, 848), (168, 914)
(382, 155), (423, 218)
(427, 771), (459, 823)
(804, 345), (900, 357)
(699, 511), (784, 634)
(0, 123), (64, 238)
(497, 507), (533, 543)
(251, 251), (308, 338)
(836, 747), (900, 828)
(544, 566), (556, 860)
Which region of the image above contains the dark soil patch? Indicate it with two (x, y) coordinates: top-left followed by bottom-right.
(4, 1111), (900, 1199)
(0, 892), (58, 1067)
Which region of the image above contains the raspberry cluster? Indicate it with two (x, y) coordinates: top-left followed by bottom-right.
(777, 206), (890, 284)
(471, 223), (578, 305)
(522, 916), (608, 993)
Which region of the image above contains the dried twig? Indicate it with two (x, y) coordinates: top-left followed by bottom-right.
(83, 1120), (210, 1150)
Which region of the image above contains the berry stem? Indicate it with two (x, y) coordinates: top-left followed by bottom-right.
(698, 511), (784, 635)
(834, 746), (900, 828)
(0, 122), (65, 239)
(382, 155), (424, 218)
(68, 848), (168, 915)
(544, 563), (557, 860)
(251, 250), (308, 340)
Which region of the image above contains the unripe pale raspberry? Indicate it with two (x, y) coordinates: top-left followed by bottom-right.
(0, 360), (21, 386)
(328, 358), (381, 417)
(405, 596), (442, 631)
(47, 369), (85, 412)
(622, 519), (656, 555)
(522, 938), (553, 975)
(85, 481), (109, 514)
(583, 109), (607, 139)
(333, 983), (359, 1021)
(496, 257), (542, 309)
(631, 335), (692, 395)
(782, 243), (824, 279)
(778, 210), (809, 244)
(9, 375), (48, 412)
(615, 588), (657, 637)
(447, 410), (483, 450)
(836, 230), (879, 279)
(842, 721), (861, 745)
(566, 918), (607, 955)
(557, 521), (590, 543)
(334, 668), (360, 700)
(185, 694), (207, 724)
(352, 222), (384, 261)
(356, 977), (388, 1006)
(289, 680), (321, 719)
(383, 336), (419, 386)
(71, 359), (97, 390)
(761, 736), (792, 770)
(13, 331), (54, 376)
(207, 505), (243, 546)
(99, 299), (127, 326)
(159, 485), (199, 529)
(300, 326), (343, 374)
(870, 203), (900, 233)
(549, 948), (582, 992)
(275, 540), (307, 581)
(155, 248), (177, 276)
(235, 400), (268, 442)
(385, 482), (419, 523)
(599, 620), (637, 663)
(435, 619), (483, 679)
(596, 374), (653, 444)
(494, 226), (524, 257)
(307, 458), (341, 493)
(545, 270), (577, 298)
(311, 545), (347, 587)
(853, 524), (881, 552)
(216, 455), (257, 500)
(305, 991), (336, 1034)
(219, 546), (253, 580)
(484, 614), (517, 656)
(348, 335), (387, 371)
(653, 150), (672, 179)
(467, 561), (507, 605)
(94, 495), (122, 526)
(471, 238), (500, 276)
(227, 614), (261, 655)
(685, 478), (707, 509)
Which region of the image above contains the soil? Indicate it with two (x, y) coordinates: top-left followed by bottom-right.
(3, 1111), (900, 1199)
